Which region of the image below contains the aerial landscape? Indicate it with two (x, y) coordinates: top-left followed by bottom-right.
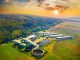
(0, 0), (80, 60)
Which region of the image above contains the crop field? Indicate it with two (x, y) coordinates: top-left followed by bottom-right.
(48, 21), (80, 60)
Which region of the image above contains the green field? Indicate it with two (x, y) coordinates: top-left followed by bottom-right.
(48, 21), (80, 60)
(0, 44), (35, 60)
(0, 41), (56, 60)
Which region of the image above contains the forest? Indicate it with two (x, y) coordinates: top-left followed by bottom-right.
(0, 14), (62, 43)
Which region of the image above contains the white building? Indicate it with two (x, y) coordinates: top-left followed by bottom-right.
(27, 35), (37, 41)
(50, 35), (61, 38)
(55, 36), (72, 40)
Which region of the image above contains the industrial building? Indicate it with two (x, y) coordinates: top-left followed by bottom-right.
(55, 36), (72, 40)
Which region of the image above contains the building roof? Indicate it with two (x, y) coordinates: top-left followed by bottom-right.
(13, 39), (21, 43)
(27, 35), (37, 39)
(55, 36), (72, 40)
(20, 43), (26, 46)
(37, 39), (50, 46)
(50, 35), (60, 37)
(23, 38), (38, 46)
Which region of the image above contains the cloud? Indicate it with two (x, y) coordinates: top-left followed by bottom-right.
(4, 0), (10, 2)
(0, 0), (27, 6)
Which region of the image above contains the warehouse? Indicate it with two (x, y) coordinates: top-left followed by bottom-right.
(50, 35), (60, 38)
(55, 36), (72, 40)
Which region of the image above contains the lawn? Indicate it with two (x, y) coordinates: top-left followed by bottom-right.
(0, 44), (35, 60)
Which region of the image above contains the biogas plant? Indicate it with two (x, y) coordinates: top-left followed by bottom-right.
(12, 31), (72, 58)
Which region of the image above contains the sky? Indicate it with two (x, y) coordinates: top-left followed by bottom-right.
(0, 0), (80, 17)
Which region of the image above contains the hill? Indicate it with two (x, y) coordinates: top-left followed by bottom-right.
(0, 14), (62, 43)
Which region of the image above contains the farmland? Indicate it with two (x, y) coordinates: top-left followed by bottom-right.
(48, 21), (80, 60)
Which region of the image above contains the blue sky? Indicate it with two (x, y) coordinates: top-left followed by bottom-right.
(16, 0), (26, 1)
(0, 0), (29, 3)
(0, 0), (30, 5)
(14, 0), (29, 2)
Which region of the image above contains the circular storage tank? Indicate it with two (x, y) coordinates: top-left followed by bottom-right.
(32, 49), (44, 57)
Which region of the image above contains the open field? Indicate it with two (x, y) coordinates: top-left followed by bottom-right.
(49, 21), (80, 36)
(0, 44), (35, 60)
(48, 21), (80, 60)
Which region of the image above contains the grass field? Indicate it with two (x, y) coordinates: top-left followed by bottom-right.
(0, 44), (35, 60)
(0, 41), (56, 60)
